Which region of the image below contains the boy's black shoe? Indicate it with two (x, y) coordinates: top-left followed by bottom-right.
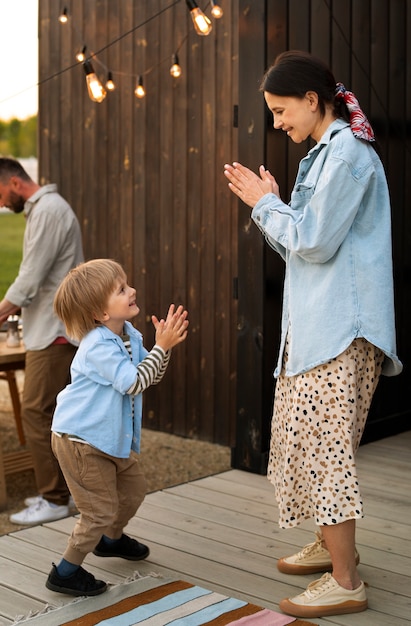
(46, 563), (107, 596)
(93, 533), (150, 560)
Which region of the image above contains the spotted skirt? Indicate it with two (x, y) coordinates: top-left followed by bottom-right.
(267, 338), (384, 529)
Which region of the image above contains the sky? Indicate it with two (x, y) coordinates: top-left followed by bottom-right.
(0, 0), (38, 120)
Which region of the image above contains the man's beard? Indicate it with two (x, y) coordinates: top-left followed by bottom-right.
(8, 191), (25, 213)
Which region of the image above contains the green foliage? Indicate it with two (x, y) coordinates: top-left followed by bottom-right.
(0, 212), (25, 299)
(0, 116), (37, 158)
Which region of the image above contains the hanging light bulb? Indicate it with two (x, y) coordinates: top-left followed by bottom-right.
(185, 0), (212, 36)
(76, 46), (87, 63)
(134, 75), (146, 99)
(58, 7), (68, 23)
(106, 71), (116, 91)
(170, 54), (182, 78)
(83, 60), (107, 103)
(210, 1), (223, 18)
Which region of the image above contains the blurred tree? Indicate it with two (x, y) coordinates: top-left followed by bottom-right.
(0, 116), (37, 157)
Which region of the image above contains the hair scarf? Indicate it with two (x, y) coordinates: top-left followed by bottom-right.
(335, 82), (375, 142)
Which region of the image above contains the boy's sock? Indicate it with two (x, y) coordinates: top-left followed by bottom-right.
(56, 558), (79, 578)
(102, 534), (121, 545)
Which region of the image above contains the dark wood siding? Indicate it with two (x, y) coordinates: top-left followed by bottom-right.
(234, 0), (411, 472)
(38, 0), (239, 445)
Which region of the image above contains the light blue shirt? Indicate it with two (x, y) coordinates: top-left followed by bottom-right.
(251, 119), (402, 378)
(51, 322), (150, 457)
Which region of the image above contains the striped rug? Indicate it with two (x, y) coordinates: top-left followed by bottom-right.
(15, 576), (316, 626)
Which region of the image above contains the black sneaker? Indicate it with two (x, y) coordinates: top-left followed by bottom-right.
(46, 563), (107, 596)
(93, 533), (150, 560)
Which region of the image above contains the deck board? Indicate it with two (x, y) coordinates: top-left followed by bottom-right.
(0, 431), (410, 626)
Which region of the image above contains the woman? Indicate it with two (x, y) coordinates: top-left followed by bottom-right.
(224, 50), (402, 619)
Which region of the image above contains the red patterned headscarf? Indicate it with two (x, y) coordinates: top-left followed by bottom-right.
(335, 82), (375, 142)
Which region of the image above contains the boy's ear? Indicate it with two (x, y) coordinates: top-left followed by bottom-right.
(93, 310), (109, 323)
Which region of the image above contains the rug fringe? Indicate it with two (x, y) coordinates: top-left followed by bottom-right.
(10, 572), (163, 624)
(124, 570), (163, 584)
(110, 570), (163, 588)
(12, 603), (61, 624)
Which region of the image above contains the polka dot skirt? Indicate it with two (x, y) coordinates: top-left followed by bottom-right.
(267, 337), (384, 529)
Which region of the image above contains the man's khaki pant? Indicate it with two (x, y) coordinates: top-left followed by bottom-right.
(22, 344), (76, 505)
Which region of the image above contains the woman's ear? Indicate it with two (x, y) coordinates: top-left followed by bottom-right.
(306, 91), (319, 109)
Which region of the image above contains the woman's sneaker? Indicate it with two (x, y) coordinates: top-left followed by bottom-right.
(279, 572), (368, 617)
(46, 563), (107, 596)
(277, 531), (360, 575)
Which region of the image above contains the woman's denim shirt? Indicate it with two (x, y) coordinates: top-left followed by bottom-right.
(51, 322), (148, 457)
(251, 119), (402, 378)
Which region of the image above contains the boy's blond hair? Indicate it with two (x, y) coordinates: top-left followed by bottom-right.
(54, 259), (127, 341)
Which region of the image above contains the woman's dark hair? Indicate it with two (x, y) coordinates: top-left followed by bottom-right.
(260, 50), (349, 122)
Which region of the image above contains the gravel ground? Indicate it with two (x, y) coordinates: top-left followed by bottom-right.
(0, 376), (231, 536)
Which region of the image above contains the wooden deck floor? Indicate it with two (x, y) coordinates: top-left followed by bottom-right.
(0, 430), (410, 626)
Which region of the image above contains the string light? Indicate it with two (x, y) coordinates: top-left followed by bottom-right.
(58, 7), (68, 24)
(83, 60), (107, 103)
(185, 0), (212, 36)
(105, 71), (116, 91)
(170, 54), (182, 78)
(51, 1), (219, 103)
(134, 75), (146, 99)
(210, 1), (223, 18)
(75, 46), (87, 62)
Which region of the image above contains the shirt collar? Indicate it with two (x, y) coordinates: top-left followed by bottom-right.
(305, 118), (350, 159)
(318, 118), (349, 145)
(24, 183), (58, 216)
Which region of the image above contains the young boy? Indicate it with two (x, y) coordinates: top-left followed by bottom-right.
(46, 258), (189, 596)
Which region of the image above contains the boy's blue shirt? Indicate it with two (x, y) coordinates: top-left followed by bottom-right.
(251, 118), (402, 378)
(51, 321), (148, 457)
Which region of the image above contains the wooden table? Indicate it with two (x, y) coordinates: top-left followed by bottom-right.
(0, 333), (33, 510)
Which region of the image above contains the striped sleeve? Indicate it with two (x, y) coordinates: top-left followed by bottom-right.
(128, 346), (171, 395)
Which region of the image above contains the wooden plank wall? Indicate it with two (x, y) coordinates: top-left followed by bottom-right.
(265, 0), (411, 442)
(234, 0), (411, 472)
(37, 0), (239, 446)
(37, 0), (410, 458)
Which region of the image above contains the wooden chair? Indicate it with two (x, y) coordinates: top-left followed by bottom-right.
(0, 371), (25, 445)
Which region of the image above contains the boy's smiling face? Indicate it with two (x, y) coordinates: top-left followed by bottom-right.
(99, 277), (139, 335)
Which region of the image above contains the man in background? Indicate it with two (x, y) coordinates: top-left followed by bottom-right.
(0, 157), (84, 525)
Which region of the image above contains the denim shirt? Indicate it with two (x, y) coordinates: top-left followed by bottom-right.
(251, 119), (402, 378)
(51, 322), (149, 457)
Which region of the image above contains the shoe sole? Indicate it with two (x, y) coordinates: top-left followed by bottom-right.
(277, 552), (360, 575)
(93, 547), (150, 561)
(279, 597), (368, 618)
(45, 580), (108, 596)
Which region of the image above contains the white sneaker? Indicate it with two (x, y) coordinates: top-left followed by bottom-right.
(279, 572), (368, 618)
(9, 498), (70, 525)
(277, 531), (360, 575)
(24, 494), (76, 510)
